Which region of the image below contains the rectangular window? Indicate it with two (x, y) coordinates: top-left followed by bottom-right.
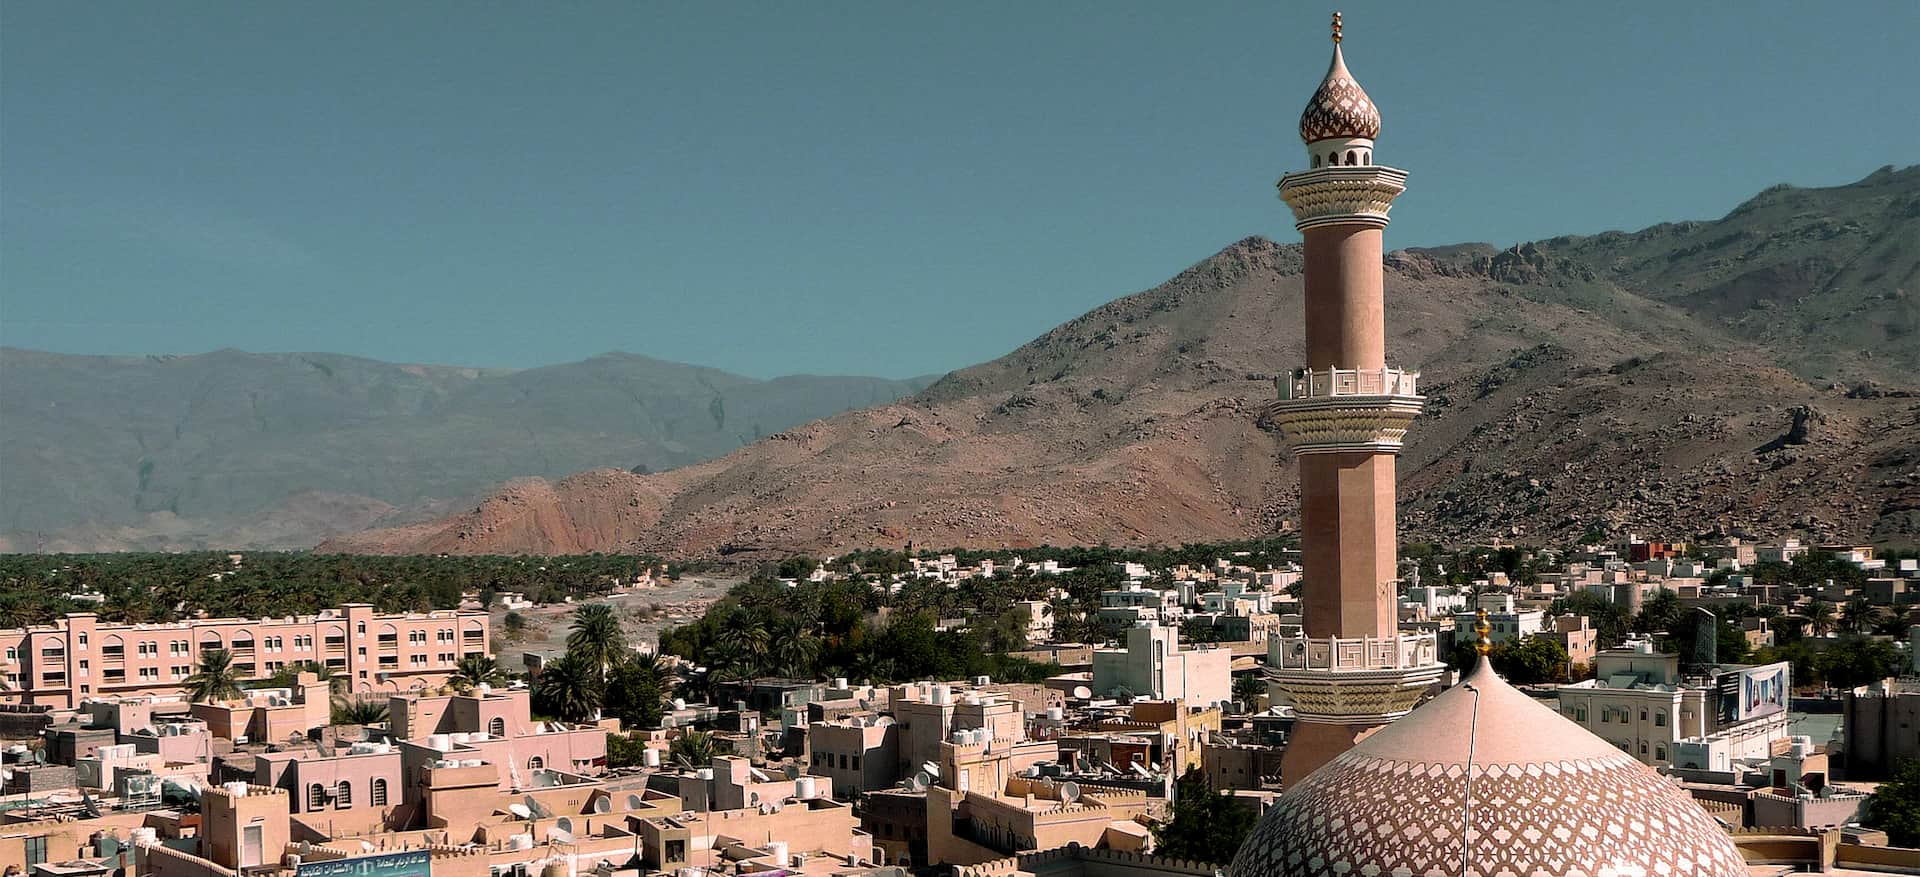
(25, 835), (49, 867)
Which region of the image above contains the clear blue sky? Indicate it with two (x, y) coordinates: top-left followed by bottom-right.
(4, 1), (1915, 379)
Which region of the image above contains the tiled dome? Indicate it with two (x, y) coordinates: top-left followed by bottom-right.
(1298, 43), (1380, 145)
(1229, 659), (1748, 877)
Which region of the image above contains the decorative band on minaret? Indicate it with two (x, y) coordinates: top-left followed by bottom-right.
(1265, 13), (1444, 787)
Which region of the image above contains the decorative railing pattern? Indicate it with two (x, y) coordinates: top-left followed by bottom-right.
(1269, 632), (1438, 671)
(1282, 367), (1419, 400)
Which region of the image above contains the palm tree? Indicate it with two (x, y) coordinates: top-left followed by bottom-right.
(668, 730), (716, 769)
(769, 619), (820, 679)
(449, 654), (506, 692)
(1840, 598), (1888, 635)
(331, 696), (390, 725)
(534, 653), (602, 723)
(1805, 601), (1837, 637)
(716, 614), (769, 675)
(183, 649), (242, 703)
(629, 653), (682, 694)
(567, 603), (626, 681)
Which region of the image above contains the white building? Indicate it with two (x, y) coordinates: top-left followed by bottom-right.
(1091, 622), (1231, 708)
(1557, 639), (1790, 768)
(1451, 594), (1546, 646)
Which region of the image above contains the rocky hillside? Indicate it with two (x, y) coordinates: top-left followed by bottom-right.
(322, 166), (1920, 557)
(0, 350), (931, 551)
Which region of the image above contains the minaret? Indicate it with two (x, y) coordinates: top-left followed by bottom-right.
(1264, 13), (1443, 785)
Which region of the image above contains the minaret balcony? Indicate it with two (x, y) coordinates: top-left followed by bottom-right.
(1265, 631), (1445, 724)
(1276, 165), (1408, 230)
(1262, 367), (1423, 455)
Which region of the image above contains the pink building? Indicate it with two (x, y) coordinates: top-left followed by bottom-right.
(0, 605), (491, 709)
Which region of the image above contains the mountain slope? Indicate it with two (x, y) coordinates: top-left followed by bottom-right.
(0, 349), (931, 550)
(324, 167), (1920, 556)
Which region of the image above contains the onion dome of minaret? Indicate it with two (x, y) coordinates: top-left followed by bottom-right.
(1229, 614), (1748, 877)
(1298, 12), (1381, 144)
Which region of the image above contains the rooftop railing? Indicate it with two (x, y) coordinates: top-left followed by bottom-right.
(1268, 631), (1438, 671)
(1280, 367), (1419, 400)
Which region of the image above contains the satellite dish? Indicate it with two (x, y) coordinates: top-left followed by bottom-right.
(1072, 686), (1093, 699)
(509, 803), (532, 819)
(593, 797), (610, 814)
(547, 828), (575, 844)
(1059, 782), (1081, 804)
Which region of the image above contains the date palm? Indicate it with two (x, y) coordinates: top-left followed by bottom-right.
(183, 648), (242, 703)
(534, 653), (602, 723)
(449, 654), (506, 693)
(567, 603), (626, 681)
(668, 730), (716, 769)
(1804, 601), (1837, 637)
(1840, 598), (1888, 634)
(331, 696), (390, 725)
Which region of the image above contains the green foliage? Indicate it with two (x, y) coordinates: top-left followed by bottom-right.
(567, 603), (626, 679)
(1449, 636), (1570, 684)
(183, 648), (242, 703)
(1753, 635), (1904, 690)
(331, 697), (390, 725)
(532, 653), (602, 722)
(1151, 768), (1256, 865)
(1868, 759), (1920, 847)
(1231, 674), (1266, 711)
(603, 654), (670, 730)
(450, 654), (506, 693)
(0, 552), (663, 627)
(669, 730), (717, 768)
(607, 732), (653, 768)
(1548, 590), (1631, 649)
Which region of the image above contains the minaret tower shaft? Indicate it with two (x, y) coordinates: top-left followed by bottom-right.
(1264, 13), (1443, 785)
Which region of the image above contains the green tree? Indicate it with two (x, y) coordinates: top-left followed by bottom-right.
(668, 730), (717, 769)
(1232, 674), (1267, 712)
(1804, 601), (1837, 638)
(183, 648), (242, 703)
(1840, 598), (1889, 635)
(607, 732), (653, 769)
(532, 653), (603, 722)
(603, 655), (668, 730)
(1867, 758), (1920, 847)
(331, 697), (390, 725)
(568, 603), (626, 681)
(1151, 768), (1257, 864)
(449, 654), (506, 693)
(1814, 636), (1903, 689)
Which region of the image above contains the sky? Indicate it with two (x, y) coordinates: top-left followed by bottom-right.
(3, 1), (1915, 380)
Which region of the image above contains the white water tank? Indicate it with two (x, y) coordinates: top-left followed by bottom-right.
(131, 828), (158, 846)
(931, 685), (951, 706)
(697, 768), (714, 781)
(794, 776), (817, 799)
(510, 834), (535, 851)
(962, 692), (980, 706)
(1046, 707), (1065, 721)
(643, 748), (661, 767)
(833, 677), (849, 690)
(671, 698), (687, 710)
(461, 759), (484, 768)
(767, 841), (789, 869)
(223, 781), (250, 798)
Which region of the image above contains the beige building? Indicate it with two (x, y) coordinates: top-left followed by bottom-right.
(1090, 623), (1231, 707)
(1, 606), (490, 709)
(1558, 641), (1789, 767)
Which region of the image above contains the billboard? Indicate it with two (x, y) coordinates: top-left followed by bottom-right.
(1717, 662), (1789, 724)
(297, 849), (431, 877)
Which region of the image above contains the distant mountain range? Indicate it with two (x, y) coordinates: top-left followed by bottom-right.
(319, 165), (1920, 557)
(0, 349), (932, 551)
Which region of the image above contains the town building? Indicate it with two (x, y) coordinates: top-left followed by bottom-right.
(1090, 623), (1230, 707)
(1, 606), (490, 710)
(1559, 640), (1790, 768)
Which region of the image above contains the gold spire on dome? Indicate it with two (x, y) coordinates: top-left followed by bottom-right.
(1297, 11), (1381, 145)
(1474, 608), (1492, 656)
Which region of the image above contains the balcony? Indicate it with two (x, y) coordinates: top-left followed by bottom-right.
(1268, 632), (1438, 672)
(1280, 367), (1419, 400)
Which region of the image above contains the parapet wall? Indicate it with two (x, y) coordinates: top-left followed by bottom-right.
(955, 843), (1221, 877)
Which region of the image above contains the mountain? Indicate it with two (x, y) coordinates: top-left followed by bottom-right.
(323, 166), (1920, 557)
(0, 349), (932, 551)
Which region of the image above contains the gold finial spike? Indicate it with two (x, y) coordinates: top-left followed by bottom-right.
(1331, 11), (1343, 45)
(1474, 608), (1492, 656)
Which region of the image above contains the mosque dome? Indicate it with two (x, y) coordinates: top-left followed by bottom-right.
(1229, 658), (1748, 877)
(1297, 16), (1381, 146)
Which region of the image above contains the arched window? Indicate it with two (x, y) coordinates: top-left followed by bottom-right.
(335, 780), (352, 807)
(1312, 154), (1321, 168)
(1346, 150), (1356, 166)
(1327, 152), (1338, 167)
(309, 784), (326, 809)
(1363, 151), (1371, 165)
(371, 778), (388, 806)
(528, 756), (544, 771)
(1655, 745), (1667, 761)
(489, 717), (506, 737)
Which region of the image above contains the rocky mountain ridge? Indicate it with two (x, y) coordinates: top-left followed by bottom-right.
(322, 166), (1920, 556)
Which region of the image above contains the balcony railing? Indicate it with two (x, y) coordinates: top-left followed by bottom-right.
(1281, 367), (1419, 400)
(1269, 632), (1438, 672)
